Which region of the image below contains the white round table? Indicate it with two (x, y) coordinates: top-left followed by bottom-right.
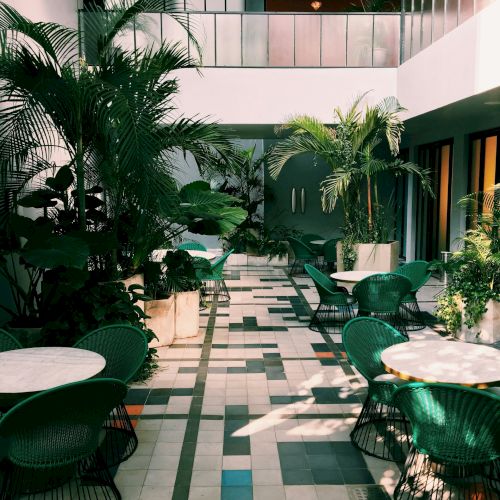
(310, 240), (327, 246)
(186, 250), (217, 260)
(0, 347), (106, 395)
(381, 340), (500, 389)
(330, 270), (383, 283)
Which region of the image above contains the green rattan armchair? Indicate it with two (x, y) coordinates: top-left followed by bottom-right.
(305, 264), (355, 334)
(73, 324), (148, 468)
(0, 378), (127, 499)
(0, 328), (22, 352)
(392, 383), (500, 499)
(301, 233), (325, 256)
(178, 241), (207, 251)
(323, 238), (340, 272)
(287, 237), (318, 275)
(394, 260), (431, 331)
(352, 273), (412, 338)
(342, 317), (411, 462)
(195, 249), (234, 302)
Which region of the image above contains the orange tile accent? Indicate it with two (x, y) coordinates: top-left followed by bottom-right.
(126, 404), (144, 416)
(340, 352), (347, 359)
(315, 352), (334, 358)
(131, 419), (138, 429)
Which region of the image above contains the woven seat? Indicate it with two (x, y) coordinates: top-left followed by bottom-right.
(287, 237), (318, 275)
(195, 249), (234, 302)
(177, 241), (207, 251)
(352, 273), (412, 338)
(393, 383), (500, 499)
(394, 260), (431, 331)
(305, 264), (355, 333)
(343, 317), (411, 462)
(0, 378), (126, 499)
(73, 324), (148, 468)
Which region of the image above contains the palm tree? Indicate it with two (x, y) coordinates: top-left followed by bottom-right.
(0, 0), (240, 276)
(268, 94), (433, 237)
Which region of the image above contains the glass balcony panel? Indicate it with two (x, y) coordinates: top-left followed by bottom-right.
(321, 15), (347, 66)
(187, 0), (206, 10)
(373, 15), (399, 67)
(245, 0), (265, 11)
(189, 13), (215, 65)
(295, 15), (321, 66)
(403, 12), (412, 62)
(163, 14), (189, 52)
(411, 0), (422, 57)
(445, 0), (458, 33)
(459, 0), (474, 22)
(242, 15), (268, 66)
(433, 0), (445, 41)
(206, 0), (226, 10)
(347, 14), (373, 67)
(420, 0), (432, 48)
(227, 0), (245, 10)
(268, 15), (294, 66)
(215, 14), (242, 65)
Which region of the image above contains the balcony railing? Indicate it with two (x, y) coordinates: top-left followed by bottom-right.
(85, 11), (401, 68)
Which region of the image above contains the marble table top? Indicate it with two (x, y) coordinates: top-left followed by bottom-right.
(310, 240), (327, 245)
(186, 250), (217, 260)
(0, 347), (106, 394)
(382, 340), (500, 388)
(330, 270), (383, 283)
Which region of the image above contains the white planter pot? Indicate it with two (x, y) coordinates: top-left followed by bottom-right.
(145, 295), (175, 347)
(336, 241), (399, 272)
(456, 299), (500, 345)
(174, 290), (200, 339)
(119, 273), (145, 311)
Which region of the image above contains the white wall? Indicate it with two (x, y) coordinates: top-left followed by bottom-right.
(398, 0), (500, 120)
(173, 68), (398, 124)
(4, 0), (80, 28)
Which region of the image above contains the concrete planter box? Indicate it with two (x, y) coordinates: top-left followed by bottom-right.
(336, 241), (399, 272)
(227, 253), (289, 267)
(146, 295), (175, 347)
(456, 299), (500, 345)
(174, 290), (200, 339)
(120, 273), (145, 311)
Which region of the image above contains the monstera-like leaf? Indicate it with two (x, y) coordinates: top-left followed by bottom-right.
(178, 181), (247, 236)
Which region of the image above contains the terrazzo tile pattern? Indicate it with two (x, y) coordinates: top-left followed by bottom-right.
(119, 265), (445, 499)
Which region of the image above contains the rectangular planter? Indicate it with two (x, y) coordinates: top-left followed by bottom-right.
(456, 299), (500, 344)
(174, 290), (200, 339)
(120, 273), (145, 312)
(336, 241), (399, 272)
(145, 295), (175, 347)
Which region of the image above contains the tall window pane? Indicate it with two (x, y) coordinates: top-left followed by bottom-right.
(295, 15), (320, 66)
(269, 15), (294, 66)
(373, 15), (399, 67)
(242, 14), (268, 66)
(347, 15), (373, 67)
(321, 15), (347, 66)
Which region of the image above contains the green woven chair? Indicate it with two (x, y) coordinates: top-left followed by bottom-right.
(73, 324), (148, 468)
(394, 260), (432, 331)
(287, 237), (318, 275)
(342, 317), (411, 462)
(352, 273), (412, 338)
(323, 238), (340, 272)
(178, 241), (207, 251)
(393, 383), (500, 499)
(195, 249), (234, 302)
(301, 233), (325, 256)
(0, 378), (126, 499)
(305, 264), (355, 334)
(0, 328), (22, 352)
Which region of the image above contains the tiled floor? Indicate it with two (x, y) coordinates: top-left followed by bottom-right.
(118, 266), (446, 500)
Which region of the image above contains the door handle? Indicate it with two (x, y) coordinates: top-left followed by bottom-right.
(291, 188), (296, 214)
(301, 188), (306, 214)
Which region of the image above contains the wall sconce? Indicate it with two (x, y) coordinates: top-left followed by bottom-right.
(310, 1), (322, 10)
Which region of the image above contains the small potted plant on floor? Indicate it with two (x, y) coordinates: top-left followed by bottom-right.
(436, 184), (499, 343)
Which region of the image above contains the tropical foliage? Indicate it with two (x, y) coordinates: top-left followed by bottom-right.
(436, 184), (500, 335)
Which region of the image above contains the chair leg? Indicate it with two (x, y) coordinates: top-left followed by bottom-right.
(202, 278), (230, 302)
(394, 446), (498, 500)
(350, 396), (411, 463)
(400, 300), (427, 331)
(309, 303), (355, 334)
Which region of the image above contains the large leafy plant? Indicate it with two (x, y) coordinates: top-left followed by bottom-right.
(436, 184), (500, 335)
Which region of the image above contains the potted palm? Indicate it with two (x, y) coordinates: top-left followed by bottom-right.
(436, 184), (499, 344)
(268, 94), (433, 271)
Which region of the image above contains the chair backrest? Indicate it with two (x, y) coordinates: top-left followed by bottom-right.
(287, 237), (315, 260)
(394, 260), (431, 292)
(210, 249), (234, 277)
(353, 273), (412, 313)
(73, 324), (148, 383)
(178, 241), (207, 251)
(342, 317), (407, 381)
(304, 264), (337, 298)
(0, 378), (127, 467)
(393, 383), (500, 465)
(323, 238), (340, 263)
(301, 234), (324, 246)
(0, 328), (23, 352)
